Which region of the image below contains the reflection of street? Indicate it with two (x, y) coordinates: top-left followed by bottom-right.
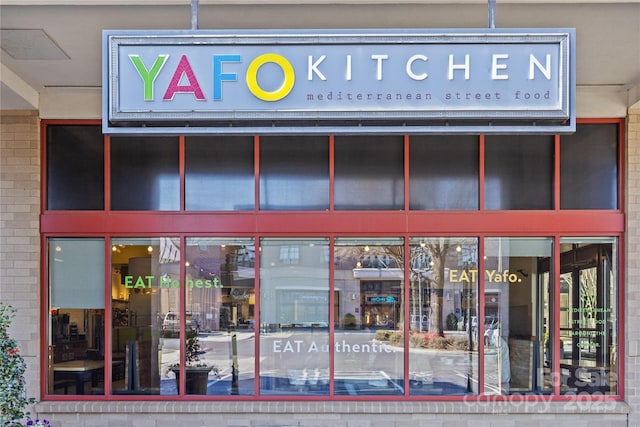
(159, 331), (255, 381)
(334, 331), (477, 395)
(260, 329), (330, 395)
(408, 347), (477, 395)
(158, 329), (481, 396)
(333, 331), (403, 395)
(258, 330), (476, 395)
(483, 345), (506, 395)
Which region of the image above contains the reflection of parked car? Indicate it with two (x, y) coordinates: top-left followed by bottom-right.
(162, 311), (199, 337)
(409, 357), (434, 388)
(464, 316), (478, 332)
(409, 371), (434, 388)
(483, 317), (499, 346)
(466, 316), (499, 345)
(410, 314), (429, 330)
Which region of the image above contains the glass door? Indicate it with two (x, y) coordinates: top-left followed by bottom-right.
(559, 239), (617, 395)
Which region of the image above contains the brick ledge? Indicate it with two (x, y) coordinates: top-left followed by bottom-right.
(35, 400), (630, 415)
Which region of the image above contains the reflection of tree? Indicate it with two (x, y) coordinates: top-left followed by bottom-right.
(385, 246), (404, 329)
(423, 241), (451, 335)
(408, 245), (432, 333)
(340, 241), (474, 336)
(384, 246), (403, 268)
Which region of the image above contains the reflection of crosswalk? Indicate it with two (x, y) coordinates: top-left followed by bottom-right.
(199, 331), (256, 342)
(287, 368), (330, 386)
(456, 371), (501, 394)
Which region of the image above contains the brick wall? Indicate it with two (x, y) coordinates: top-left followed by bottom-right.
(33, 400), (630, 427)
(626, 102), (640, 426)
(0, 109), (41, 404)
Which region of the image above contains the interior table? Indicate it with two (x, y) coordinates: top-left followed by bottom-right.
(52, 360), (112, 394)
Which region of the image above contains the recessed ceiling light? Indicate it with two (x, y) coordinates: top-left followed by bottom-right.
(0, 29), (69, 60)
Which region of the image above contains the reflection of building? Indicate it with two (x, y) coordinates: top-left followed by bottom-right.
(188, 244), (255, 330)
(260, 241), (329, 328)
(360, 282), (401, 328)
(353, 265), (402, 328)
(409, 243), (477, 333)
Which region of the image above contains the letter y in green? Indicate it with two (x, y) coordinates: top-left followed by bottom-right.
(129, 54), (169, 101)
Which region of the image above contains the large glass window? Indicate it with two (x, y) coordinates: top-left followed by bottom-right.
(259, 238), (330, 395)
(408, 238), (478, 395)
(483, 238), (553, 395)
(45, 123), (620, 214)
(560, 124), (618, 209)
(333, 238), (404, 396)
(110, 137), (180, 211)
(334, 136), (404, 210)
(184, 238), (256, 395)
(46, 125), (104, 210)
(559, 238), (617, 395)
(109, 237), (179, 395)
(485, 135), (554, 210)
(409, 136), (479, 210)
(46, 233), (620, 400)
(47, 238), (105, 395)
(259, 136), (329, 210)
(185, 137), (255, 211)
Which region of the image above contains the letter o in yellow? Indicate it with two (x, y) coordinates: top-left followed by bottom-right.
(246, 53), (295, 102)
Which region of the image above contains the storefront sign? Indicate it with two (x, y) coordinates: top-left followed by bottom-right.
(368, 296), (397, 303)
(448, 268), (527, 284)
(103, 29), (575, 134)
(124, 275), (223, 289)
(272, 339), (393, 354)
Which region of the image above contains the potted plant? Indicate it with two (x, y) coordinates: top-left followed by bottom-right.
(170, 328), (218, 394)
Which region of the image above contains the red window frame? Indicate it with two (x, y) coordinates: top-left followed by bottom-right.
(40, 118), (625, 402)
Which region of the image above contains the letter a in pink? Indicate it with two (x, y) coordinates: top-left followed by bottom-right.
(163, 55), (205, 100)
